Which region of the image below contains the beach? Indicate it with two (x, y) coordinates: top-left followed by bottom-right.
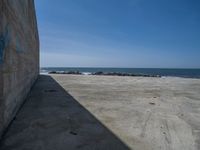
(1, 74), (200, 150)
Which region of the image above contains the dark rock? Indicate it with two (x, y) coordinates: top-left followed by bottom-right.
(92, 71), (161, 78)
(149, 102), (156, 105)
(92, 71), (104, 75)
(70, 131), (77, 135)
(49, 71), (57, 74)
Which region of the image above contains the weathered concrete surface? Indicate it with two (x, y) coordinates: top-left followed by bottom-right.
(0, 0), (39, 137)
(0, 75), (130, 150)
(52, 75), (200, 150)
(1, 74), (200, 150)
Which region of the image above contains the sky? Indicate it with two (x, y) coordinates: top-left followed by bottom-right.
(35, 0), (200, 68)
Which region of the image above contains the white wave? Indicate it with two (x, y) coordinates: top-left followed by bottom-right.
(82, 72), (92, 75)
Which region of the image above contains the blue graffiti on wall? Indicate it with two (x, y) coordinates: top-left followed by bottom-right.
(16, 35), (21, 52)
(0, 25), (10, 64)
(15, 34), (26, 53)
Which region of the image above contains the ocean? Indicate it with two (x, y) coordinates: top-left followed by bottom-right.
(40, 67), (200, 78)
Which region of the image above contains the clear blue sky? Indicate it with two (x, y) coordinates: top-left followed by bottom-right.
(35, 0), (200, 68)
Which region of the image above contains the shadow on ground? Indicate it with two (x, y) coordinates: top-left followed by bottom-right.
(0, 75), (130, 150)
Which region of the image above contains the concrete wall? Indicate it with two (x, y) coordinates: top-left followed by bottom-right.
(0, 0), (39, 137)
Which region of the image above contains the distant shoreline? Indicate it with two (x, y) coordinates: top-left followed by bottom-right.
(40, 67), (200, 79)
(48, 71), (161, 78)
(46, 71), (200, 79)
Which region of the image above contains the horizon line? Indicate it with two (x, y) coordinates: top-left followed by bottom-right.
(40, 67), (200, 69)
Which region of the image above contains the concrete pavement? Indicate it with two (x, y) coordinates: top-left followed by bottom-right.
(1, 74), (200, 150)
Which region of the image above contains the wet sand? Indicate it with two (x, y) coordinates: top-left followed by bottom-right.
(1, 74), (200, 150)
